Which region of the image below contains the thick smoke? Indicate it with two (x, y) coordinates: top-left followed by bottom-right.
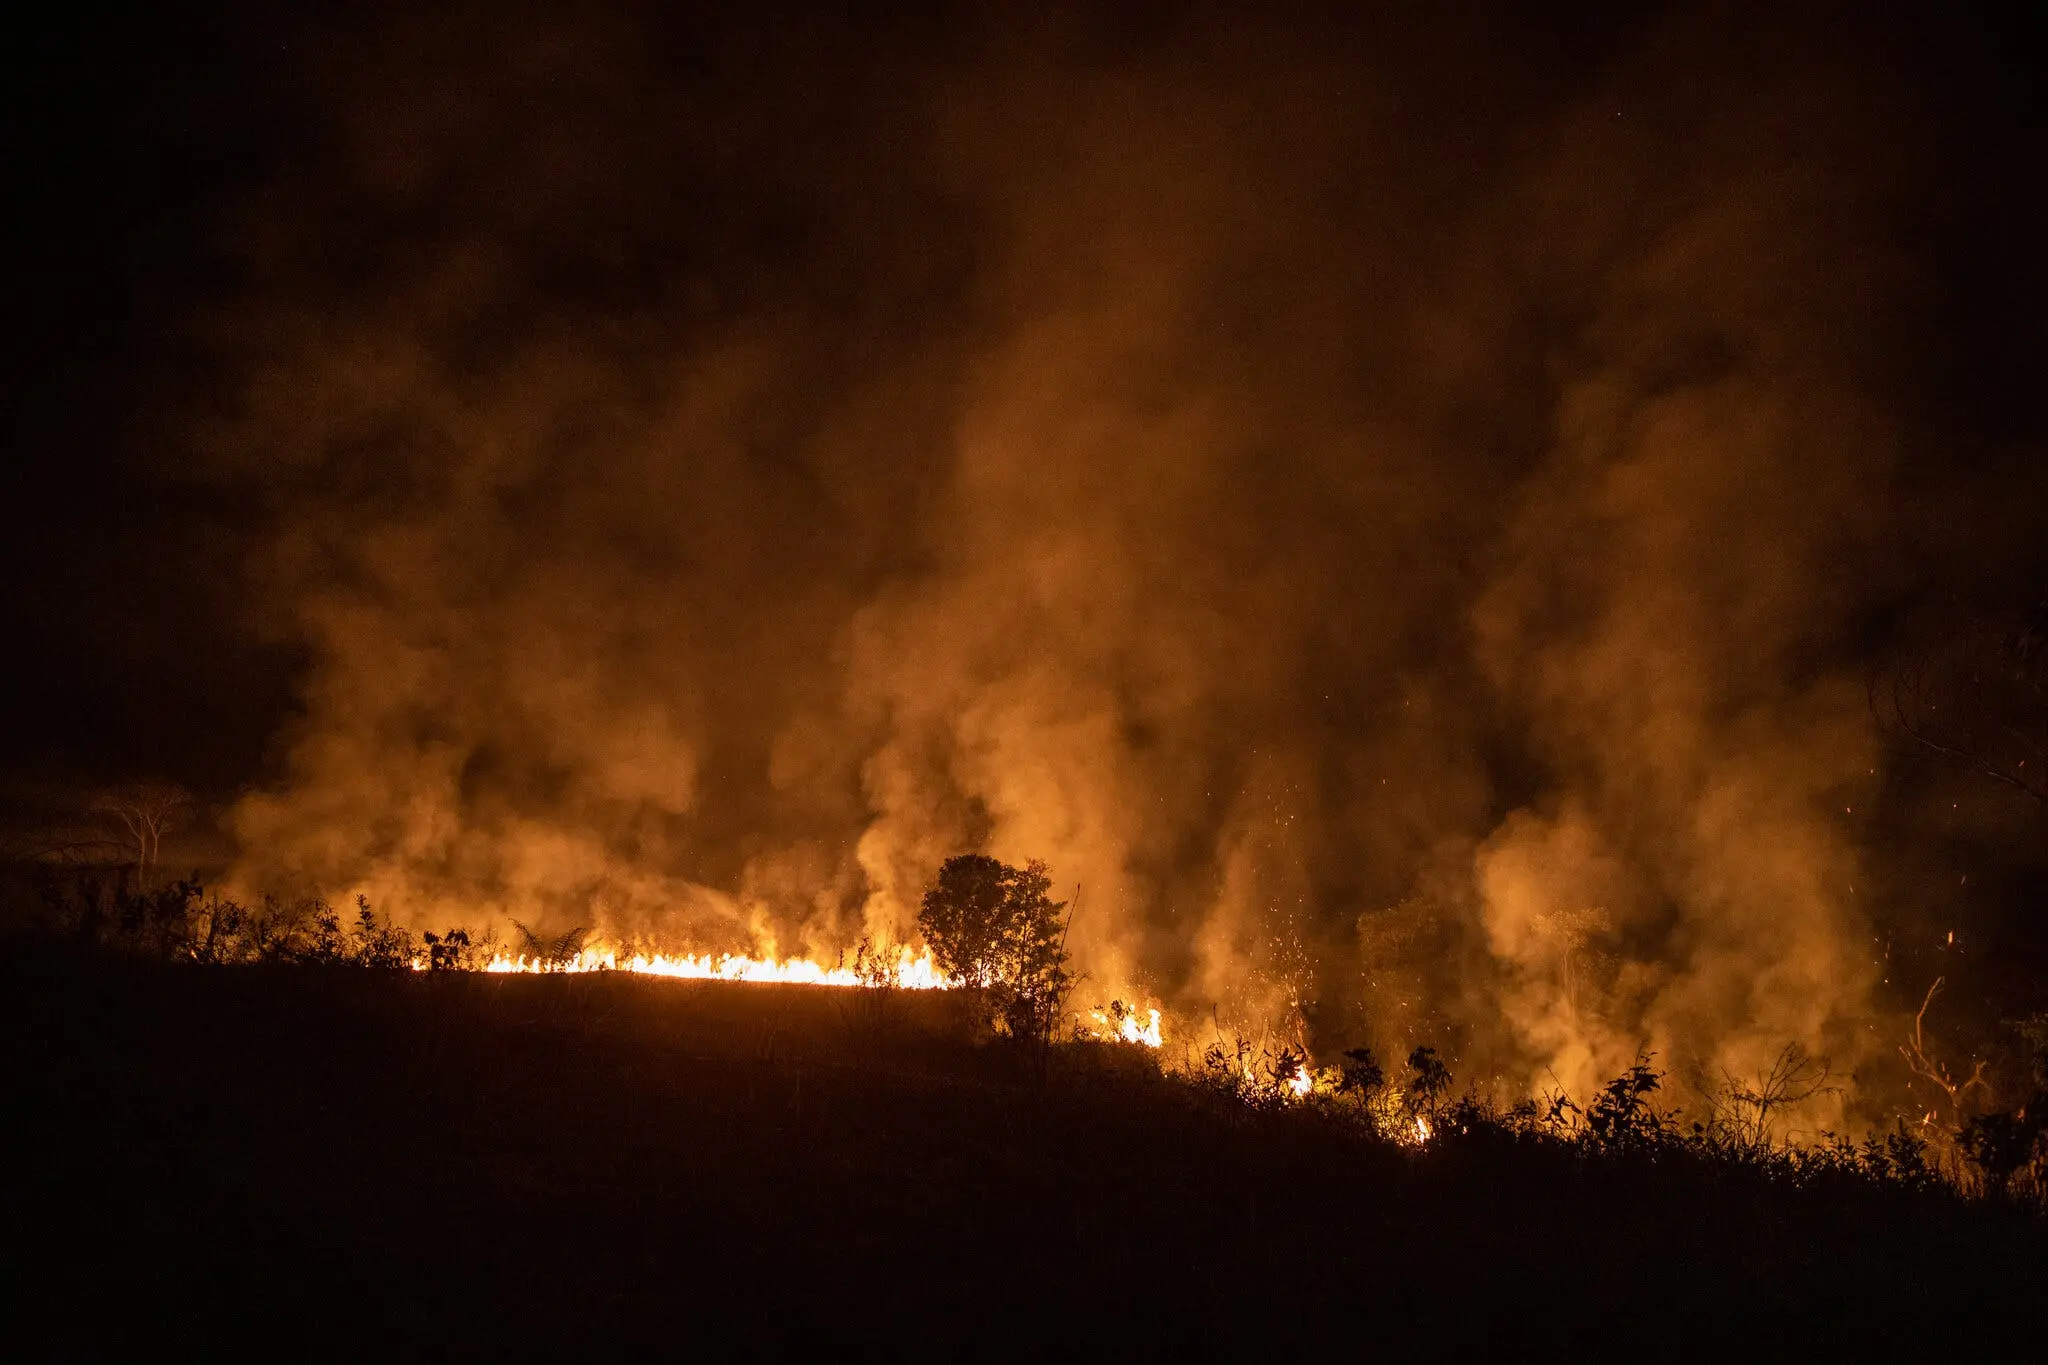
(209, 8), (1937, 1107)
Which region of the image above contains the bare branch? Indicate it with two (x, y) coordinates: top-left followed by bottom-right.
(1899, 977), (1991, 1126)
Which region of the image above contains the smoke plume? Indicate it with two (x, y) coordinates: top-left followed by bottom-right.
(205, 7), (1955, 1107)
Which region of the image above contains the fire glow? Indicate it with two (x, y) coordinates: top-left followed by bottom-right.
(460, 944), (1167, 1048)
(478, 943), (950, 989)
(1088, 1006), (1165, 1048)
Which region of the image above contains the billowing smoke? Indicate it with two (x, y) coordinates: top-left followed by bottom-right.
(205, 7), (1947, 1107)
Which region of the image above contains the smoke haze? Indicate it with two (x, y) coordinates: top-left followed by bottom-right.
(141, 5), (2036, 1109)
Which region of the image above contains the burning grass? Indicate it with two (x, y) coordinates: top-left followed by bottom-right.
(6, 871), (2048, 1350)
(478, 941), (952, 989)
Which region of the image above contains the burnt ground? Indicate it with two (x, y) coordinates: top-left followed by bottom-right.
(5, 943), (2045, 1359)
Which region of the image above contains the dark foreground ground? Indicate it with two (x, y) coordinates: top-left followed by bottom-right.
(5, 945), (2045, 1359)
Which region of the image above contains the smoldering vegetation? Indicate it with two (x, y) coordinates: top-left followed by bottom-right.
(166, 4), (2048, 1127)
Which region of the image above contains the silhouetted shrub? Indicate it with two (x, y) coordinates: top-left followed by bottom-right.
(1582, 1054), (1671, 1154)
(917, 855), (1072, 1056)
(423, 927), (478, 971)
(1195, 1033), (1293, 1112)
(346, 896), (415, 969)
(838, 933), (901, 1036)
(1961, 1109), (2048, 1197)
(511, 920), (587, 967)
(1404, 1046), (1452, 1122)
(1337, 1046), (1385, 1107)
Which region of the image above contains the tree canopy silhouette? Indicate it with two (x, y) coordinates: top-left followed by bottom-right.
(917, 855), (1071, 1047)
(917, 855), (1065, 989)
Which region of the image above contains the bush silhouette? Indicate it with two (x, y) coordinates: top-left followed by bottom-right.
(917, 854), (1071, 1051)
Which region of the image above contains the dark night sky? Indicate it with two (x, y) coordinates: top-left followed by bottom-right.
(3, 3), (2045, 1086)
(3, 3), (295, 796)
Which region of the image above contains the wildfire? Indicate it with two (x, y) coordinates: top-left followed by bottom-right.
(460, 945), (1169, 1048)
(428, 941), (1174, 1052)
(475, 943), (951, 989)
(1087, 1006), (1165, 1048)
(1285, 1062), (1315, 1099)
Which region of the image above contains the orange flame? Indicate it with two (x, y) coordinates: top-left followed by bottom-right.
(444, 945), (1170, 1049)
(1086, 1006), (1165, 1048)
(471, 943), (952, 989)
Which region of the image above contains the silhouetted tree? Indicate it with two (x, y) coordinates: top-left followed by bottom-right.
(1405, 1046), (1452, 1117)
(1958, 1014), (2048, 1200)
(1707, 1043), (1838, 1154)
(89, 780), (192, 890)
(1900, 976), (1993, 1129)
(1337, 1046), (1385, 1099)
(918, 855), (1064, 988)
(918, 855), (1071, 1050)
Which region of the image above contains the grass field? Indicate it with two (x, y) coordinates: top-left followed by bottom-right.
(7, 943), (2046, 1357)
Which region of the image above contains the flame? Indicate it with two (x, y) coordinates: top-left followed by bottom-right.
(1121, 1008), (1165, 1048)
(1085, 1006), (1165, 1048)
(471, 943), (952, 989)
(1412, 1114), (1433, 1144)
(1285, 1062), (1314, 1098)
(428, 943), (1170, 1049)
(452, 946), (1170, 1048)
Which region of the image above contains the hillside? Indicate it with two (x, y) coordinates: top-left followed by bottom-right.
(7, 945), (2044, 1357)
